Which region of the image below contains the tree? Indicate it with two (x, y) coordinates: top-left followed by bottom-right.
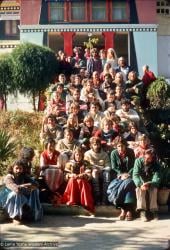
(147, 76), (170, 109)
(12, 43), (59, 111)
(0, 54), (15, 110)
(84, 36), (99, 50)
(145, 76), (170, 159)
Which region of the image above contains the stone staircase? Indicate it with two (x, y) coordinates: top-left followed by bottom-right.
(0, 176), (170, 223)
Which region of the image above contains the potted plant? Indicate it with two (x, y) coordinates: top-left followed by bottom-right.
(84, 35), (99, 50)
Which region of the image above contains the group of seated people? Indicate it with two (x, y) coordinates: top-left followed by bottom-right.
(0, 47), (160, 224)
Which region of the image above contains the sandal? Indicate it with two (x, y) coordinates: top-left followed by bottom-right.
(126, 211), (133, 221)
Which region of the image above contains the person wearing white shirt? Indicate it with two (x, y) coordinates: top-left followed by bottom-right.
(116, 99), (140, 127)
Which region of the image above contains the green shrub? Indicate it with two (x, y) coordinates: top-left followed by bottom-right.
(147, 76), (170, 109)
(11, 43), (59, 111)
(0, 111), (44, 175)
(0, 130), (17, 175)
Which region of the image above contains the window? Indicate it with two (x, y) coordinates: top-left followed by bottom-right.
(157, 0), (170, 15)
(5, 20), (18, 35)
(92, 1), (106, 21)
(112, 1), (127, 20)
(166, 8), (169, 14)
(49, 2), (64, 22)
(71, 1), (85, 20)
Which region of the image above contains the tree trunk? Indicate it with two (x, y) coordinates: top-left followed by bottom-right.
(38, 91), (46, 112)
(32, 92), (36, 111)
(4, 94), (7, 111)
(38, 90), (41, 112)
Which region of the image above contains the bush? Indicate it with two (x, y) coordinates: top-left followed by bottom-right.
(159, 159), (170, 188)
(147, 76), (170, 109)
(0, 130), (17, 175)
(0, 111), (43, 175)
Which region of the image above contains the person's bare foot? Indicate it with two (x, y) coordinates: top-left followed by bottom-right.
(119, 209), (126, 220)
(13, 218), (21, 225)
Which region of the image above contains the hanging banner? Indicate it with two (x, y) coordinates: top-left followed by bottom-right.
(0, 0), (20, 20)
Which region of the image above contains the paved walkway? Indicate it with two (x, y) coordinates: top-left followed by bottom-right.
(0, 214), (170, 250)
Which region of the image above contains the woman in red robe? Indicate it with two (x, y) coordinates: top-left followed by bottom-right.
(39, 138), (64, 196)
(62, 148), (95, 213)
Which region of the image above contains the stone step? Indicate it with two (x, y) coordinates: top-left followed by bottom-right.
(0, 204), (169, 223)
(42, 203), (120, 217)
(42, 203), (170, 217)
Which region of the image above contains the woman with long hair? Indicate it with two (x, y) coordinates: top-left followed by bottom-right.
(106, 48), (118, 69)
(109, 138), (136, 221)
(64, 113), (81, 140)
(61, 148), (94, 213)
(40, 138), (64, 194)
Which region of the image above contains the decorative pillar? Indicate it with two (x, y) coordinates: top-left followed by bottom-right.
(102, 32), (115, 50)
(61, 32), (75, 56)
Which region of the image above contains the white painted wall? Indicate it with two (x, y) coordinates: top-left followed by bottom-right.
(133, 31), (158, 78)
(157, 35), (170, 78)
(7, 93), (34, 112)
(20, 32), (44, 46)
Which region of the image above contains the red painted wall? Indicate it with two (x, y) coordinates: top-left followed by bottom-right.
(136, 0), (157, 24)
(21, 0), (42, 25)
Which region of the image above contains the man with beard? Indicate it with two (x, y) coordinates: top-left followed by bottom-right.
(84, 137), (111, 205)
(116, 98), (140, 127)
(66, 88), (87, 118)
(133, 149), (161, 221)
(0, 160), (42, 223)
